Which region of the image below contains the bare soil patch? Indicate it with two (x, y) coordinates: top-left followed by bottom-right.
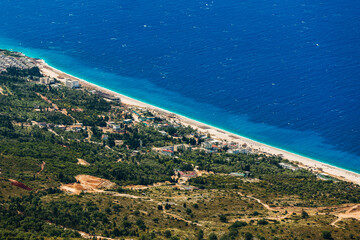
(61, 175), (116, 195)
(9, 179), (32, 191)
(77, 158), (90, 166)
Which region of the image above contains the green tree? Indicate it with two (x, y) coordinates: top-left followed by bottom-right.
(301, 209), (309, 219)
(209, 232), (218, 240)
(219, 215), (227, 223)
(245, 232), (253, 240)
(164, 230), (172, 238)
(322, 231), (332, 239)
(197, 229), (204, 240)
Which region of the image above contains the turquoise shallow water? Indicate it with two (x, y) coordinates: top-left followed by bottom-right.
(0, 0), (359, 172)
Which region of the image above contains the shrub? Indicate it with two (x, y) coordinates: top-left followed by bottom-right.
(230, 221), (247, 228)
(219, 215), (227, 223)
(209, 232), (218, 240)
(164, 230), (172, 238)
(322, 231), (332, 239)
(257, 219), (268, 225)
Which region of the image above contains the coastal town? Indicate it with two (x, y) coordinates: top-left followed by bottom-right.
(1, 50), (360, 239)
(0, 49), (357, 186)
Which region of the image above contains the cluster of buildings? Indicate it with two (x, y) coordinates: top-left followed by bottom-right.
(173, 167), (214, 187)
(153, 144), (192, 156)
(39, 76), (56, 85)
(52, 123), (86, 132)
(104, 121), (132, 134)
(30, 120), (86, 133)
(31, 121), (52, 129)
(0, 51), (36, 73)
(200, 139), (252, 154)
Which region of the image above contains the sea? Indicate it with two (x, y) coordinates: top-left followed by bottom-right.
(0, 0), (359, 173)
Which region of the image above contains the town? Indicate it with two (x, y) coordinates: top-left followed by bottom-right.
(1, 50), (360, 240)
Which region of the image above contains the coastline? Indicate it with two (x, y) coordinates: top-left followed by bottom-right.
(37, 59), (360, 185)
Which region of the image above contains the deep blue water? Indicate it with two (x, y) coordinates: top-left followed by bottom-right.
(1, 0), (360, 172)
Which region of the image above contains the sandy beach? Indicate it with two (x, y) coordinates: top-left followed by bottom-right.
(37, 60), (360, 185)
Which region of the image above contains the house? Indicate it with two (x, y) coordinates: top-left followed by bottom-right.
(229, 172), (245, 177)
(38, 122), (47, 128)
(34, 105), (41, 111)
(164, 146), (174, 151)
(240, 149), (250, 154)
(159, 130), (168, 136)
(71, 108), (84, 112)
(107, 122), (115, 128)
(179, 185), (199, 191)
(101, 134), (109, 141)
(49, 83), (61, 89)
(123, 119), (133, 124)
(279, 163), (299, 171)
(40, 77), (55, 85)
(177, 171), (198, 182)
(69, 125), (83, 132)
(115, 140), (124, 146)
(56, 125), (66, 130)
(161, 149), (174, 157)
(201, 142), (213, 149)
(174, 144), (192, 152)
(317, 173), (334, 181)
(227, 149), (240, 154)
(113, 125), (121, 131)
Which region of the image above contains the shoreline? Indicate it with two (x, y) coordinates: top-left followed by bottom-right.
(36, 59), (360, 185)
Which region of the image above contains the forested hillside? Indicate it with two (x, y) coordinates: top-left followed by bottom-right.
(0, 67), (359, 239)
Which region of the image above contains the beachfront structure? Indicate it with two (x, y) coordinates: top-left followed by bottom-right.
(40, 77), (55, 85)
(279, 162), (299, 171)
(240, 149), (250, 154)
(95, 91), (120, 102)
(65, 79), (80, 89)
(0, 51), (37, 72)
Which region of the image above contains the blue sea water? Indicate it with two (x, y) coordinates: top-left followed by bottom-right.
(1, 0), (360, 172)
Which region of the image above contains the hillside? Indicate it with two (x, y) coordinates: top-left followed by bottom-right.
(0, 61), (360, 239)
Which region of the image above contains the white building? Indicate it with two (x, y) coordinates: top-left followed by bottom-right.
(65, 79), (80, 89)
(113, 125), (121, 131)
(40, 77), (55, 85)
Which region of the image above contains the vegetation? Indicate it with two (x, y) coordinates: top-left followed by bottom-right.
(0, 66), (359, 239)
